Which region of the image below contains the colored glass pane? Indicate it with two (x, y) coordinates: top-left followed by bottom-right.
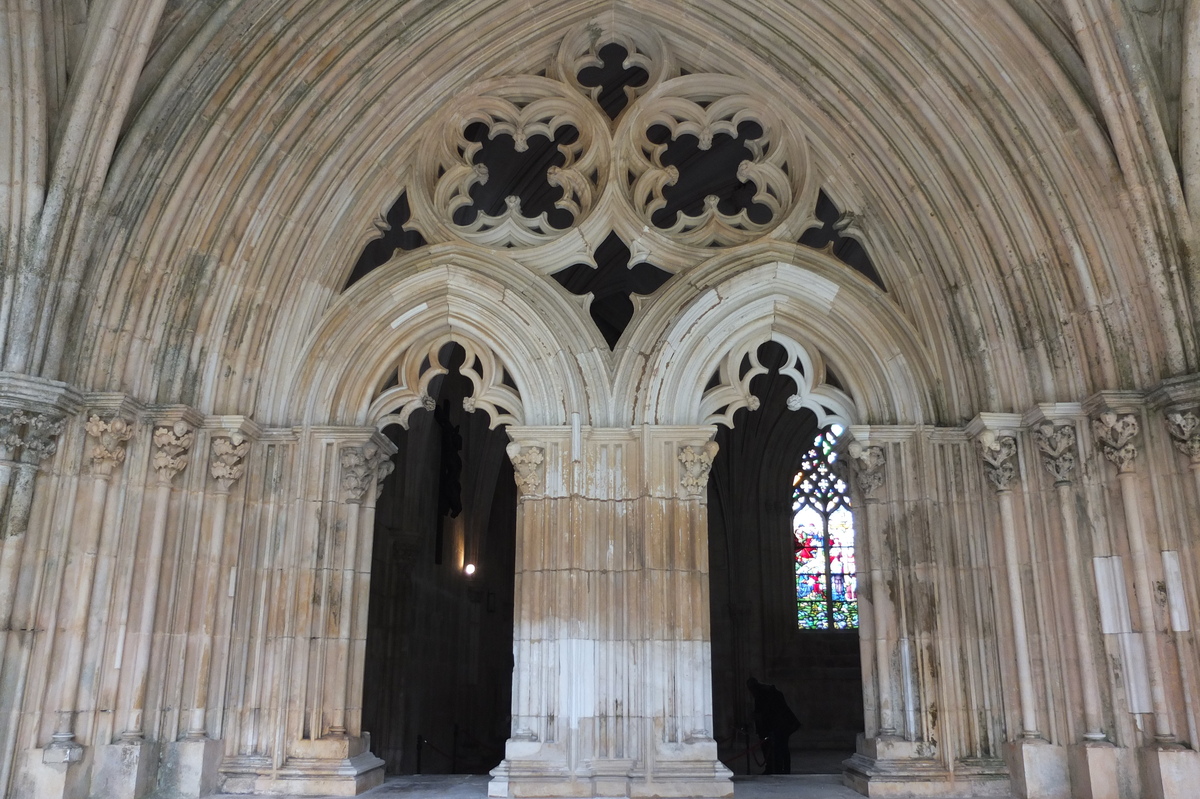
(793, 427), (858, 630)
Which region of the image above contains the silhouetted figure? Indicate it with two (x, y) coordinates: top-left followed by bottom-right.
(746, 677), (800, 775)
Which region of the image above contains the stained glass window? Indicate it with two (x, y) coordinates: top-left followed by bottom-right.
(794, 426), (858, 630)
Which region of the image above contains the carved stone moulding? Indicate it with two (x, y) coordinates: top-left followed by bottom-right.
(369, 333), (524, 431)
(699, 332), (853, 429)
(507, 443), (545, 497)
(678, 440), (719, 495)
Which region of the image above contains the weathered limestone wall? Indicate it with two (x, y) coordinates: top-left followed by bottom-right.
(492, 425), (731, 799)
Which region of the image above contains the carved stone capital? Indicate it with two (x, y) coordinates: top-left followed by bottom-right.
(0, 410), (65, 464)
(1033, 423), (1077, 484)
(84, 414), (134, 478)
(978, 432), (1018, 492)
(152, 421), (195, 485)
(376, 458), (396, 489)
(507, 444), (544, 497)
(210, 434), (250, 493)
(846, 442), (886, 497)
(1165, 410), (1200, 465)
(341, 442), (391, 502)
(678, 440), (719, 495)
(1092, 411), (1139, 474)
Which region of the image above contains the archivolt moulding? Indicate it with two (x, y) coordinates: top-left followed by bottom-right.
(367, 332), (524, 432)
(632, 256), (935, 427)
(699, 332), (854, 430)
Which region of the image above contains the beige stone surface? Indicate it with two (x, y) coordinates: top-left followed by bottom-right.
(3, 1), (1200, 798)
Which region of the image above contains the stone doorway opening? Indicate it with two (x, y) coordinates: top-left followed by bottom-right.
(707, 342), (864, 776)
(363, 343), (518, 775)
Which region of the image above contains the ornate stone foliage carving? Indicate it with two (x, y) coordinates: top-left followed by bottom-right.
(700, 334), (852, 429)
(1165, 410), (1200, 464)
(84, 414), (134, 478)
(1033, 423), (1077, 484)
(370, 334), (523, 431)
(978, 432), (1018, 492)
(846, 442), (886, 498)
(678, 441), (720, 494)
(152, 421), (194, 485)
(507, 444), (544, 496)
(1092, 412), (1139, 474)
(0, 410), (65, 463)
(341, 442), (392, 502)
(210, 434), (250, 492)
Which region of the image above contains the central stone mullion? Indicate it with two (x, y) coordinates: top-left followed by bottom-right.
(492, 425), (731, 799)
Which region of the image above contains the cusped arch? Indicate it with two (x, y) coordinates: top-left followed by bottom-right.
(271, 248), (595, 428)
(634, 257), (937, 427)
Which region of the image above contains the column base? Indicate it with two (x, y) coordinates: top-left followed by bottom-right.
(91, 740), (159, 799)
(489, 749), (732, 799)
(160, 737), (222, 798)
(1138, 744), (1200, 799)
(843, 734), (1010, 797)
(1003, 739), (1068, 799)
(219, 736), (384, 796)
(1067, 741), (1117, 799)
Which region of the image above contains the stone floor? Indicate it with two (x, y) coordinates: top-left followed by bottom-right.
(212, 773), (1011, 799)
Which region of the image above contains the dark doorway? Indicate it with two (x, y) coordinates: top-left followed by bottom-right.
(707, 342), (863, 776)
(363, 344), (517, 774)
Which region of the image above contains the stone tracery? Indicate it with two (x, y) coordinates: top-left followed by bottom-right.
(369, 335), (524, 431)
(3, 4), (1200, 799)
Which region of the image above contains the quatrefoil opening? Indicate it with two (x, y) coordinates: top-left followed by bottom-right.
(576, 42), (650, 120)
(551, 232), (671, 349)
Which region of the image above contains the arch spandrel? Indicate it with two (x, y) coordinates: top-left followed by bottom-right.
(630, 256), (938, 428)
(272, 251), (599, 428)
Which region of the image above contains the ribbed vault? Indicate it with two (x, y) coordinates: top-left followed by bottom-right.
(67, 0), (1188, 426)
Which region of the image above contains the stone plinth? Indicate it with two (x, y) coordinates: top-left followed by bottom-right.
(159, 738), (222, 798)
(1138, 746), (1200, 799)
(1003, 739), (1068, 799)
(1067, 742), (1118, 799)
(91, 741), (159, 799)
(844, 735), (1010, 797)
(220, 737), (385, 797)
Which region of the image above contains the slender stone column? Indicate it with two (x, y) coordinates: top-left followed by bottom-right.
(1033, 422), (1106, 742)
(330, 442), (391, 737)
(1165, 409), (1200, 508)
(121, 421), (194, 740)
(0, 413), (63, 671)
(846, 442), (895, 738)
(976, 429), (1041, 739)
(48, 414), (133, 756)
(186, 432), (250, 739)
(347, 453), (393, 737)
(1092, 411), (1176, 744)
(491, 425), (732, 799)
